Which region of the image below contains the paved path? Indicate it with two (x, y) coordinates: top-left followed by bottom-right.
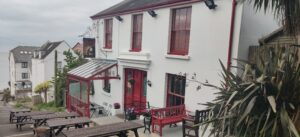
(0, 94), (33, 137)
(0, 94), (185, 137)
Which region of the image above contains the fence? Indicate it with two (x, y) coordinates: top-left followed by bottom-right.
(248, 44), (300, 68)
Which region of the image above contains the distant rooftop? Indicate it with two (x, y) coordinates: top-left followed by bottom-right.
(10, 46), (39, 63)
(37, 41), (64, 59)
(91, 0), (200, 19)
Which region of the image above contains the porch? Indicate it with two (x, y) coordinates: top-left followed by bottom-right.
(66, 59), (119, 117)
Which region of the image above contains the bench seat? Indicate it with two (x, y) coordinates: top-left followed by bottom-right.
(16, 120), (34, 130)
(151, 105), (186, 136)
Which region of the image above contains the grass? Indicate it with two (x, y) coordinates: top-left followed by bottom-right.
(14, 97), (32, 108)
(33, 101), (65, 112)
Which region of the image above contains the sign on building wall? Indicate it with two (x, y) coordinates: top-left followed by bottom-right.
(83, 38), (95, 58)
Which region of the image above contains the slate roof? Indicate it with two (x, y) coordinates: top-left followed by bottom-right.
(91, 0), (200, 19)
(38, 41), (64, 59)
(10, 46), (39, 63)
(259, 27), (284, 44)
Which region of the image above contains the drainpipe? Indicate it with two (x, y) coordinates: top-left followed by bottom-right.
(227, 0), (237, 71)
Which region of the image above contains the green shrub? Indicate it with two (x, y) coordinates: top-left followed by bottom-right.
(34, 101), (64, 112)
(202, 46), (300, 137)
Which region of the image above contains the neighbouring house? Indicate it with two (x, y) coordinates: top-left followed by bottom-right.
(9, 46), (39, 98)
(32, 41), (75, 103)
(259, 27), (298, 46)
(249, 27), (299, 66)
(66, 0), (279, 117)
(72, 42), (83, 55)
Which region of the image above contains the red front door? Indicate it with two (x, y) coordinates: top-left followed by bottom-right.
(124, 69), (147, 114)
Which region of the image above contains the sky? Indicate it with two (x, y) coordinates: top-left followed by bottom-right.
(0, 0), (122, 52)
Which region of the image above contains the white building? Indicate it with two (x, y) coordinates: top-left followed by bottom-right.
(67, 0), (279, 116)
(32, 41), (74, 102)
(9, 46), (39, 98)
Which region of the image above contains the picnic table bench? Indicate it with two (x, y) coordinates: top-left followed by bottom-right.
(31, 112), (79, 127)
(151, 105), (186, 136)
(14, 111), (54, 130)
(9, 108), (31, 123)
(62, 120), (144, 137)
(47, 117), (92, 137)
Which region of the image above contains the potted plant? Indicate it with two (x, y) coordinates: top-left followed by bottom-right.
(125, 107), (136, 120)
(113, 103), (120, 109)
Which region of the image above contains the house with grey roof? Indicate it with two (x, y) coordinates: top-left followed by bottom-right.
(31, 40), (75, 102)
(9, 46), (39, 98)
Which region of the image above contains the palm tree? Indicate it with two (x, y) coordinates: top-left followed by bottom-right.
(34, 81), (52, 103)
(248, 0), (300, 35)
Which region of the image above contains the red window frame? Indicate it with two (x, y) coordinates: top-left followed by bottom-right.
(166, 74), (186, 107)
(104, 19), (113, 49)
(131, 14), (143, 52)
(169, 7), (192, 55)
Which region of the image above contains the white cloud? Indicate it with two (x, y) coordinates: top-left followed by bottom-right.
(0, 0), (122, 52)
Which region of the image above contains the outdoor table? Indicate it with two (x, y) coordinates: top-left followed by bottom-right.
(31, 112), (79, 127)
(9, 108), (31, 123)
(15, 111), (54, 130)
(62, 120), (144, 137)
(47, 117), (92, 137)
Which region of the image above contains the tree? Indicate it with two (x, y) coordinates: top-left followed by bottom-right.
(202, 46), (300, 137)
(54, 50), (58, 106)
(52, 50), (86, 107)
(247, 0), (300, 35)
(34, 81), (52, 103)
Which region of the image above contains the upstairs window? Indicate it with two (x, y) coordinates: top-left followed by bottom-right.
(21, 62), (28, 68)
(22, 73), (29, 79)
(57, 61), (62, 71)
(169, 7), (192, 55)
(131, 14), (143, 52)
(104, 19), (113, 49)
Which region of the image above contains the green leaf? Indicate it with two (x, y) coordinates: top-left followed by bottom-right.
(288, 103), (295, 110)
(243, 83), (255, 92)
(255, 111), (266, 137)
(230, 100), (242, 111)
(267, 96), (277, 113)
(241, 86), (259, 104)
(260, 108), (271, 135)
(280, 107), (290, 136)
(288, 116), (300, 137)
(226, 90), (239, 106)
(237, 96), (257, 126)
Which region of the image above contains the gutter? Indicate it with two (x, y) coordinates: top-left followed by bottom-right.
(227, 0), (237, 70)
(90, 0), (202, 20)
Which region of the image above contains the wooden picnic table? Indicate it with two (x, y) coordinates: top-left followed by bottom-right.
(31, 112), (79, 127)
(47, 117), (92, 137)
(9, 109), (31, 123)
(15, 111), (54, 130)
(62, 120), (144, 137)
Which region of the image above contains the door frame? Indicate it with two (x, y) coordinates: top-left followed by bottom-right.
(123, 68), (147, 113)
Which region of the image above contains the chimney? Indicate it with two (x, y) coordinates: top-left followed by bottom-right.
(33, 51), (37, 58)
(39, 51), (45, 59)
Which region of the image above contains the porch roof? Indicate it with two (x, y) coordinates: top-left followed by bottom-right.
(67, 59), (118, 80)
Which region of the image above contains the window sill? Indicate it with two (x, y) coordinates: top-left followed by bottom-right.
(165, 54), (190, 60)
(102, 91), (111, 97)
(129, 49), (141, 52)
(101, 48), (113, 52)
